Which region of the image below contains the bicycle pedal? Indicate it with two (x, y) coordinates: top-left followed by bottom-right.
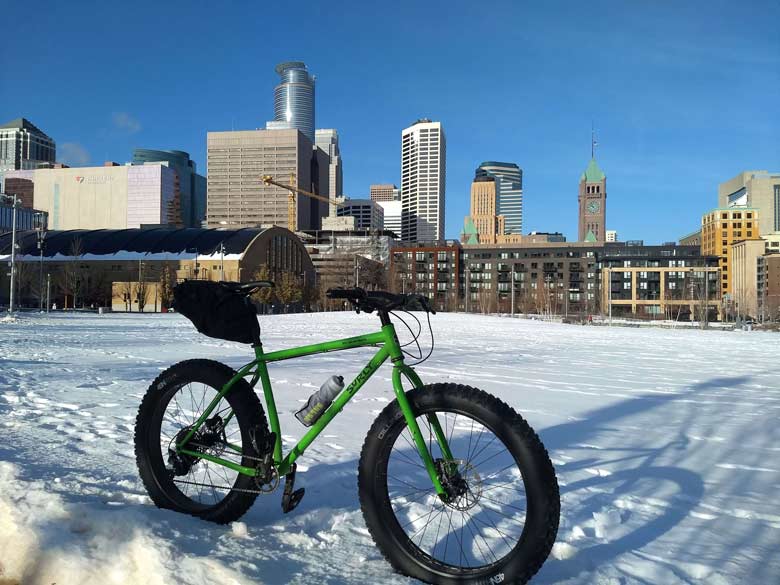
(281, 463), (305, 513)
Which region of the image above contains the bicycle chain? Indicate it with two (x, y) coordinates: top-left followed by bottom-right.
(179, 440), (280, 494)
(172, 478), (271, 495)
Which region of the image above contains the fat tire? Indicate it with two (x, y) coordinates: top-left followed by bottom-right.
(358, 383), (560, 584)
(134, 359), (269, 524)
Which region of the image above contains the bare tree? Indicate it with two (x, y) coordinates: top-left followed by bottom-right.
(251, 265), (275, 313)
(275, 272), (302, 313)
(58, 238), (85, 309)
(159, 263), (177, 310)
(477, 286), (496, 314)
(120, 281), (134, 311)
(136, 279), (151, 312)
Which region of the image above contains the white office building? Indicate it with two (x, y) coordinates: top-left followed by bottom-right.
(401, 119), (446, 242)
(378, 199), (401, 238)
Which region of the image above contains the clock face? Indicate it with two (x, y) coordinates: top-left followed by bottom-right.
(587, 200), (601, 214)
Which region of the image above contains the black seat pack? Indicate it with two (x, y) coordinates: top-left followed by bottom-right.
(173, 280), (260, 344)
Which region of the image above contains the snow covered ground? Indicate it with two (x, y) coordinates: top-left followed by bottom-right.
(1, 311), (778, 585)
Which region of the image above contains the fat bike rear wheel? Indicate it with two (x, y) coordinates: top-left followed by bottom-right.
(358, 384), (559, 584)
(134, 359), (270, 524)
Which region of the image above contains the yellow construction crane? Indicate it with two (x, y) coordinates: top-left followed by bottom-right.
(261, 173), (339, 232)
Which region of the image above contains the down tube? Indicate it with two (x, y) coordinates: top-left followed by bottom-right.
(277, 347), (389, 476)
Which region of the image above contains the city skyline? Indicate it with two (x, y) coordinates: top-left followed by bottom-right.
(1, 1), (777, 243)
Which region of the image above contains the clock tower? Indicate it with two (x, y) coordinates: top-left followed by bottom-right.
(578, 157), (606, 242)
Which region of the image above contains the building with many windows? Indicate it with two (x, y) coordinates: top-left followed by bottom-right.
(701, 207), (761, 298)
(462, 175), (502, 244)
(206, 128), (328, 230)
(462, 170), (527, 245)
(718, 171), (780, 239)
(336, 199), (384, 230)
(0, 118), (56, 173)
(475, 161), (523, 234)
(601, 245), (720, 321)
(401, 119), (446, 242)
(757, 253), (780, 321)
(390, 240), (718, 318)
(369, 184), (399, 202)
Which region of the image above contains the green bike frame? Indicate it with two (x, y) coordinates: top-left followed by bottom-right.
(175, 321), (454, 499)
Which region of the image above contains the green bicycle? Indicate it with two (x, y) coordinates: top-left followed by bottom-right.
(134, 281), (560, 584)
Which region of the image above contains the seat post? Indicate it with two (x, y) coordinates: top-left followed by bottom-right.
(378, 309), (392, 326)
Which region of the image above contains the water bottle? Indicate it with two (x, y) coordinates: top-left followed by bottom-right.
(295, 375), (345, 426)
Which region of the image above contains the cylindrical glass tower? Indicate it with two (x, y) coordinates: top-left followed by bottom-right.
(273, 61), (315, 141)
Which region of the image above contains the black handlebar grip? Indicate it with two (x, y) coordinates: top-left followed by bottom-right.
(326, 287), (366, 300)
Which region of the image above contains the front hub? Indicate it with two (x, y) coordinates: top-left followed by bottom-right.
(435, 459), (483, 511)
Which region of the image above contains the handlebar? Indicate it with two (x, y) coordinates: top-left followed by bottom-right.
(326, 288), (436, 315)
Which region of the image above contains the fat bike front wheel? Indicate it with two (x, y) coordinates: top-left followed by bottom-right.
(358, 384), (559, 584)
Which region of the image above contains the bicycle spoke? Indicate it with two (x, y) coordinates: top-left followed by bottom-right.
(386, 408), (527, 572)
(162, 382), (242, 507)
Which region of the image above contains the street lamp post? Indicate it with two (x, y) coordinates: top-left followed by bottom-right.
(608, 266), (613, 326)
(465, 268), (471, 313)
(511, 264), (515, 317)
(219, 242), (225, 281)
(6, 195), (20, 313)
(36, 218), (46, 312)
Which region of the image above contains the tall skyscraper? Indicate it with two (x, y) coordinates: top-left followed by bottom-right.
(475, 162), (523, 234)
(133, 149), (206, 227)
(315, 129), (342, 216)
(462, 175), (502, 244)
(206, 129), (327, 230)
(0, 118), (56, 173)
(266, 61), (315, 141)
(578, 158), (607, 242)
(401, 119), (446, 242)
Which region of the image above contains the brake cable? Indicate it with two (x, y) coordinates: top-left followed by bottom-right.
(390, 298), (435, 366)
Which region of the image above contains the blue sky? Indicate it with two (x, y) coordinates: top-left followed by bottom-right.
(2, 0), (778, 242)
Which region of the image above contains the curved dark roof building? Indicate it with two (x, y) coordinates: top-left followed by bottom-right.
(0, 227), (314, 275)
(0, 227), (315, 308)
(0, 227), (266, 258)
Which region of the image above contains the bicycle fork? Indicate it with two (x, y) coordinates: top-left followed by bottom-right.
(392, 364), (454, 502)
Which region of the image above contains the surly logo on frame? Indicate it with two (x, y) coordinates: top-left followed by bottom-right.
(344, 362), (375, 398)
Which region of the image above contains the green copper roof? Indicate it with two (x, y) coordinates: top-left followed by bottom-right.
(581, 158), (605, 182)
(584, 230), (597, 243)
(462, 217), (479, 244)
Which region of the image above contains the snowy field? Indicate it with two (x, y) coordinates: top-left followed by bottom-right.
(1, 311), (779, 585)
